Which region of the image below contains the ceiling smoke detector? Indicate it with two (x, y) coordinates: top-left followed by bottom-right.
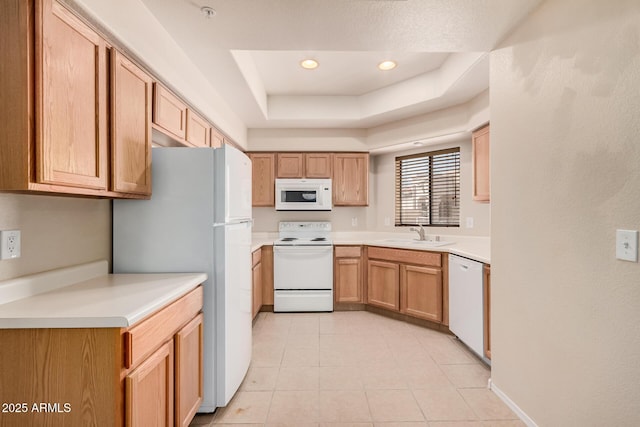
(200, 6), (216, 19)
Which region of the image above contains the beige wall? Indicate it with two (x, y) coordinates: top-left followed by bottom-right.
(251, 136), (491, 235)
(490, 0), (640, 425)
(249, 93), (492, 234)
(374, 138), (490, 236)
(0, 194), (111, 281)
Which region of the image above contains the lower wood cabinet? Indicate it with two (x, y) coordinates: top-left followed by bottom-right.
(400, 264), (442, 322)
(367, 260), (400, 311)
(0, 286), (204, 427)
(126, 340), (174, 427)
(334, 246), (364, 304)
(261, 245), (274, 307)
(252, 245), (274, 313)
(483, 264), (491, 359)
(252, 248), (263, 319)
(175, 314), (205, 427)
(367, 247), (444, 324)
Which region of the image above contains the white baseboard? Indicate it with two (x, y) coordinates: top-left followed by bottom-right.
(489, 379), (539, 427)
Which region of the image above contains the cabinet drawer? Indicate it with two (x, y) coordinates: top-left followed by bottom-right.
(367, 246), (441, 267)
(334, 246), (362, 258)
(252, 248), (262, 267)
(124, 286), (203, 369)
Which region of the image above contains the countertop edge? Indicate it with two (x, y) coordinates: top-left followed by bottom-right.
(0, 272), (207, 329)
(252, 237), (490, 264)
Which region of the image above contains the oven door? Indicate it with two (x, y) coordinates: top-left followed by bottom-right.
(273, 245), (333, 290)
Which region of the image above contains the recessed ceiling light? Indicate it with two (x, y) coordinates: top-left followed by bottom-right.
(378, 60), (397, 71)
(413, 141), (424, 146)
(300, 59), (319, 70)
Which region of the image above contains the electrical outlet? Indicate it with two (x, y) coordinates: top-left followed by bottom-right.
(1, 230), (21, 260)
(351, 217), (358, 227)
(384, 217), (391, 226)
(466, 217), (474, 228)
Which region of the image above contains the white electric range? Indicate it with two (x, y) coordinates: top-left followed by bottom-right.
(273, 221), (333, 312)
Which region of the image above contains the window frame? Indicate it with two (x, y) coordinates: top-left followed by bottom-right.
(394, 147), (461, 227)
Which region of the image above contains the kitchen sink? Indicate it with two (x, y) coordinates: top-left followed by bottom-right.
(378, 239), (453, 247)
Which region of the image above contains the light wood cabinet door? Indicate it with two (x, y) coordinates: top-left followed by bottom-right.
(333, 153), (369, 206)
(483, 265), (491, 359)
(249, 153), (276, 207)
(252, 260), (263, 319)
(261, 246), (274, 306)
(472, 124), (490, 202)
(335, 257), (363, 303)
(400, 264), (443, 323)
(175, 314), (204, 427)
(111, 50), (152, 195)
(367, 260), (400, 311)
(185, 110), (211, 147)
(126, 340), (174, 427)
(304, 153), (332, 178)
(37, 0), (108, 190)
(276, 153), (304, 178)
(153, 83), (187, 140)
(211, 127), (225, 148)
(252, 248), (263, 318)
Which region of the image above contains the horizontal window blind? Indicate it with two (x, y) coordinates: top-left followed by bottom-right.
(395, 148), (460, 227)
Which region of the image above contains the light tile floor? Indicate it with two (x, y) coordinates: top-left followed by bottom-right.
(190, 311), (524, 427)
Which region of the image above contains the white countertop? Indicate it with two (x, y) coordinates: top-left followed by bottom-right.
(252, 231), (490, 264)
(0, 261), (207, 329)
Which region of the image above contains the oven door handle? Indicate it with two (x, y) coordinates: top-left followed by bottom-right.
(274, 245), (333, 254)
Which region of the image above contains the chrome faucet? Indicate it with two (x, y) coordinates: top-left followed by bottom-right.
(409, 224), (426, 241)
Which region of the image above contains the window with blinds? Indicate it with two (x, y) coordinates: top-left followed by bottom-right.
(395, 148), (460, 227)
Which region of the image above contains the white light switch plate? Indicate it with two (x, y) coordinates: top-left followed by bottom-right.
(616, 229), (638, 262)
(0, 230), (21, 260)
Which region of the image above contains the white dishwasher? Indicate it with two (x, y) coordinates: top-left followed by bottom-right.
(448, 254), (485, 359)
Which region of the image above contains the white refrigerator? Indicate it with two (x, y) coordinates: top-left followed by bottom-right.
(112, 145), (253, 412)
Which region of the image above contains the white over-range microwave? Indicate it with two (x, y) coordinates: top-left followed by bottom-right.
(275, 178), (332, 211)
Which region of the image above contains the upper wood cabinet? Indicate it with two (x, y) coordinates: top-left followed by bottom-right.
(249, 153), (276, 207)
(276, 153), (304, 178)
(276, 152), (333, 178)
(0, 0), (152, 198)
(333, 153), (369, 206)
(472, 124), (490, 202)
(111, 50), (153, 196)
(185, 109), (211, 148)
(304, 153), (332, 178)
(153, 83), (187, 140)
(37, 0), (109, 190)
(210, 127), (225, 148)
